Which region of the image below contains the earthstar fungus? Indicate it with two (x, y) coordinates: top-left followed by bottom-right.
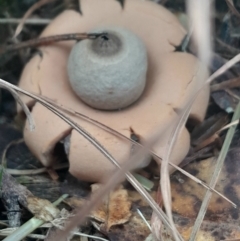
(18, 0), (210, 182)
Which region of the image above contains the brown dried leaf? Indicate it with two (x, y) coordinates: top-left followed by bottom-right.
(107, 189), (153, 241)
(66, 185), (132, 231)
(91, 185), (132, 230)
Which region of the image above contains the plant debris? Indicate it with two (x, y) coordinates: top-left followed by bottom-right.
(66, 185), (132, 231)
(1, 169), (60, 226)
(1, 0), (240, 241)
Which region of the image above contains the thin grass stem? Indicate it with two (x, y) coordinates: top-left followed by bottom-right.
(189, 101), (240, 241)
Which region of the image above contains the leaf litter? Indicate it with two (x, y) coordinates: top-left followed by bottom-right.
(2, 0), (240, 241)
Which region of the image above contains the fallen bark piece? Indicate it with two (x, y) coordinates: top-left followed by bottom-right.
(1, 169), (60, 225)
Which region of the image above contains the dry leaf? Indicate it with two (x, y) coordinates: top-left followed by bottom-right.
(66, 185), (132, 231)
(90, 184), (131, 230)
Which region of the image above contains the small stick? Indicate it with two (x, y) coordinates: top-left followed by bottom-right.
(0, 32), (107, 55)
(211, 77), (240, 92)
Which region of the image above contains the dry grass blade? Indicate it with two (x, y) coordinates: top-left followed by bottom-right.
(225, 0), (240, 18)
(189, 100), (240, 241)
(160, 1), (212, 240)
(0, 78), (182, 240)
(44, 123), (185, 240)
(1, 139), (24, 168)
(187, 0), (212, 65)
(208, 54), (240, 84)
(218, 119), (239, 133)
(6, 163), (68, 175)
(225, 89), (240, 101)
(211, 77), (240, 91)
(46, 99), (236, 207)
(46, 146), (183, 241)
(13, 0), (56, 38)
(0, 84), (35, 131)
(159, 48), (240, 241)
(137, 208), (152, 231)
(159, 52), (240, 241)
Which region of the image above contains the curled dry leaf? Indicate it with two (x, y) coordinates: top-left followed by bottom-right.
(92, 184), (132, 231)
(66, 185), (132, 231)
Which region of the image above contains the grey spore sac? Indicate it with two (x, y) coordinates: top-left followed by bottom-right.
(67, 26), (148, 110)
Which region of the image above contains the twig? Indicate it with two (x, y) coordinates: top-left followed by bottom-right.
(225, 0), (240, 18)
(189, 101), (240, 241)
(215, 38), (240, 56)
(225, 88), (240, 101)
(6, 163), (68, 175)
(211, 77), (240, 92)
(0, 32), (106, 55)
(0, 84), (34, 131)
(1, 139), (24, 168)
(14, 0), (56, 38)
